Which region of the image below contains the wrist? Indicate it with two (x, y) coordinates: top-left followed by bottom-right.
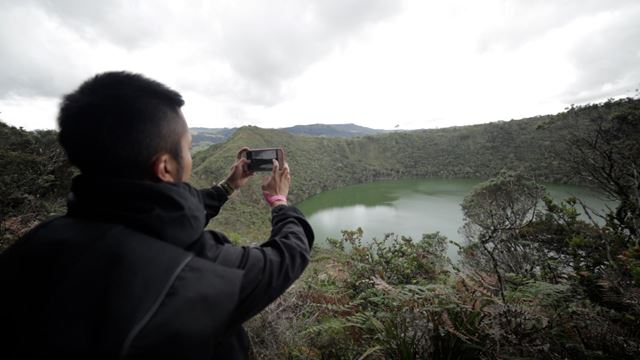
(224, 177), (241, 190)
(263, 192), (287, 206)
(218, 181), (235, 196)
(270, 200), (288, 208)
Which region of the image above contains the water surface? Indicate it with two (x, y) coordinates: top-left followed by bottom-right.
(297, 179), (613, 260)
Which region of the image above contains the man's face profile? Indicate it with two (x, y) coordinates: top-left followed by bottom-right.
(157, 111), (193, 183)
(178, 127), (193, 182)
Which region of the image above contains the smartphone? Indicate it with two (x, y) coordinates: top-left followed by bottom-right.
(245, 148), (285, 172)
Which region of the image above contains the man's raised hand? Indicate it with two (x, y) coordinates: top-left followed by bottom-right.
(223, 147), (254, 190)
(261, 159), (290, 207)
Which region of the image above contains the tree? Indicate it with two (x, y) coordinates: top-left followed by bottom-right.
(460, 170), (546, 301)
(566, 98), (640, 246)
(0, 121), (73, 251)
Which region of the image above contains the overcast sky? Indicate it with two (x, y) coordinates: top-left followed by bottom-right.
(1, 0), (639, 130)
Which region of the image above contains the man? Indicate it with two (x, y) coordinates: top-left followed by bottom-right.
(0, 72), (314, 359)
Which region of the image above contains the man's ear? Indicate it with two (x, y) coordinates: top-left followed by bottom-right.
(152, 153), (177, 182)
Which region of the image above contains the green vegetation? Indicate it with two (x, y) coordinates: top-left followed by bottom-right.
(193, 98), (639, 240)
(245, 99), (640, 358)
(1, 98), (639, 358)
(247, 182), (640, 358)
(281, 123), (385, 138)
(190, 127), (237, 153)
(0, 122), (74, 251)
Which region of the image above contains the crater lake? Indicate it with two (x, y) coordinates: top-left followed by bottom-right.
(296, 179), (613, 261)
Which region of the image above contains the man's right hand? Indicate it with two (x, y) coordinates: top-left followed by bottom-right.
(261, 160), (290, 208)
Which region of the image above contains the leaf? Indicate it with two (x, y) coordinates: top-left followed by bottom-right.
(357, 345), (383, 360)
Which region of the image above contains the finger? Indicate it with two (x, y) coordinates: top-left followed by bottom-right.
(235, 158), (251, 174)
(271, 159), (279, 176)
(237, 147), (250, 160)
(279, 161), (289, 178)
(230, 161), (242, 173)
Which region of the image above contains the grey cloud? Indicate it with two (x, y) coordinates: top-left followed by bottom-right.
(217, 0), (402, 105)
(472, 0), (640, 105)
(561, 4), (640, 104)
(17, 0), (172, 48)
(0, 0), (403, 107)
(476, 0), (634, 52)
(0, 0), (166, 98)
(0, 3), (90, 97)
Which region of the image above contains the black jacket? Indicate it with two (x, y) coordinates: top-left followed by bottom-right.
(0, 175), (314, 359)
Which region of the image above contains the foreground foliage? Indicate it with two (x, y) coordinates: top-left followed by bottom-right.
(247, 215), (640, 359)
(0, 122), (73, 251)
(245, 98), (640, 359)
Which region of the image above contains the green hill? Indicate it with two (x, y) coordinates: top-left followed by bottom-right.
(191, 98), (640, 241)
(189, 123), (385, 151)
(280, 123), (385, 137)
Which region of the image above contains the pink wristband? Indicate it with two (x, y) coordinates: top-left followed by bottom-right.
(263, 192), (287, 205)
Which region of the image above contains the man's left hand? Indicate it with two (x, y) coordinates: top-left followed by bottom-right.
(223, 147), (254, 190)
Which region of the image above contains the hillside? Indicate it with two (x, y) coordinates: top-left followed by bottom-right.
(190, 127), (237, 152)
(189, 123), (385, 151)
(191, 97), (640, 240)
(280, 123), (385, 137)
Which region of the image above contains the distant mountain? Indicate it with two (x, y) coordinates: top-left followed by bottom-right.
(189, 123), (385, 151)
(280, 123), (385, 137)
(190, 127), (237, 152)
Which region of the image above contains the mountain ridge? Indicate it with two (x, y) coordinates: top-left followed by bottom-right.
(189, 123), (386, 150)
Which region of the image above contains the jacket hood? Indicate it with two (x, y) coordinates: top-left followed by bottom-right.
(67, 175), (207, 248)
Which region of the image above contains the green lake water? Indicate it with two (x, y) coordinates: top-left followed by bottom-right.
(296, 179), (614, 261)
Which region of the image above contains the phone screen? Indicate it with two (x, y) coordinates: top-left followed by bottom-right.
(247, 148), (282, 171)
(253, 149), (277, 160)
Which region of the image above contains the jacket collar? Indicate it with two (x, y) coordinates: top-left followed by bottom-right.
(67, 175), (206, 249)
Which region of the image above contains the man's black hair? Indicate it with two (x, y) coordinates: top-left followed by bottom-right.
(58, 71), (186, 180)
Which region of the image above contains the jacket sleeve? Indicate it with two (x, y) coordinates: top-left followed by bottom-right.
(199, 186), (229, 224)
(194, 205), (314, 326)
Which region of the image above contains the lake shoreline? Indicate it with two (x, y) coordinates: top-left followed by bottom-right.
(297, 178), (614, 261)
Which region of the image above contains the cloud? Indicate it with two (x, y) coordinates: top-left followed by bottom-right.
(471, 0), (640, 104)
(475, 0), (634, 52)
(212, 0), (402, 105)
(0, 3), (91, 97)
(1, 0), (638, 131)
(18, 0), (175, 49)
(561, 5), (640, 103)
(0, 0), (403, 106)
